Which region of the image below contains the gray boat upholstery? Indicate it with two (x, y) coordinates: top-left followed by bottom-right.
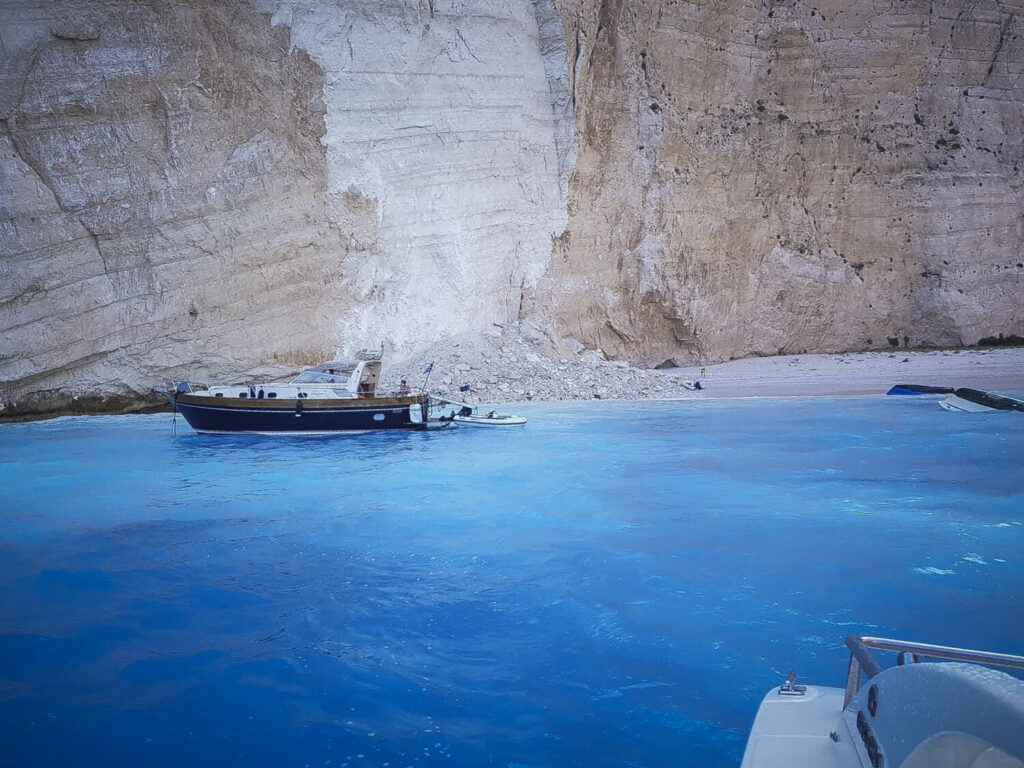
(844, 662), (1024, 768)
(903, 733), (1022, 768)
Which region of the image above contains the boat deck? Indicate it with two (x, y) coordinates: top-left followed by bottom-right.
(740, 686), (859, 768)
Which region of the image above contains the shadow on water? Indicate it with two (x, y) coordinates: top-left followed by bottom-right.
(168, 424), (444, 460)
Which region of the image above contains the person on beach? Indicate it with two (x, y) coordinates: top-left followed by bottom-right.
(398, 380), (410, 395)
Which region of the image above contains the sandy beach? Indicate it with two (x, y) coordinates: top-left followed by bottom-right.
(384, 325), (1024, 404)
(670, 347), (1024, 399)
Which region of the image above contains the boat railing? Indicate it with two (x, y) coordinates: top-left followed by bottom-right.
(428, 395), (474, 410)
(158, 379), (426, 400)
(159, 378), (267, 395)
(373, 389), (425, 400)
(843, 634), (1024, 707)
(160, 378), (222, 392)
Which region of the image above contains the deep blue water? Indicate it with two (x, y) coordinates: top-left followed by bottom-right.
(1, 396), (1022, 768)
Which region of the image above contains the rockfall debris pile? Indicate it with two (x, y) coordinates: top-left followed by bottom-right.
(378, 323), (701, 403)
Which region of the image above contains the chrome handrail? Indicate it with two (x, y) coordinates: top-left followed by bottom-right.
(843, 635), (1024, 707)
(858, 636), (1024, 667)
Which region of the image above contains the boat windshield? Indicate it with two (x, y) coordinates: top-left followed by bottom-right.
(291, 370), (352, 385)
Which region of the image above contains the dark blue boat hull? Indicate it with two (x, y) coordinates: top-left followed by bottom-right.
(886, 384), (954, 396)
(174, 396), (422, 433)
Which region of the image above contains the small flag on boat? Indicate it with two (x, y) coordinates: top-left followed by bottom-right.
(423, 362), (434, 374)
(460, 384), (471, 392)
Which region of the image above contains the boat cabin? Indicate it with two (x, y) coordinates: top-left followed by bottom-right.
(158, 350), (429, 433)
(200, 356), (383, 401)
(290, 360), (380, 397)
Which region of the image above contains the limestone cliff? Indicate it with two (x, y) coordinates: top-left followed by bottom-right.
(243, 0), (570, 355)
(534, 0), (1024, 366)
(0, 0), (570, 415)
(2, 0), (1023, 416)
(1, 0), (342, 415)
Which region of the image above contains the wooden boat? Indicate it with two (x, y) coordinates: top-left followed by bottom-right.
(939, 388), (1024, 412)
(156, 353), (437, 434)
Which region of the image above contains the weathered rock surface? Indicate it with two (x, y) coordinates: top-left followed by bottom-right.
(245, 0), (570, 355)
(532, 0), (1024, 366)
(0, 0), (570, 416)
(3, 0), (1024, 417)
(0, 0), (343, 416)
(379, 332), (1024, 404)
(378, 322), (696, 403)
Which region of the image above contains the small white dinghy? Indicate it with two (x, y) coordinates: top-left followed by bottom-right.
(453, 410), (527, 427)
(427, 396), (526, 427)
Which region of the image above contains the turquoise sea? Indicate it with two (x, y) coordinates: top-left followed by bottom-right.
(1, 396), (1022, 767)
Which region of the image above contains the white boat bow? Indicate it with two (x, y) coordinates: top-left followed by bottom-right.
(741, 635), (1024, 768)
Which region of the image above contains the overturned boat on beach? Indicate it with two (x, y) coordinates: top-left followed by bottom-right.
(156, 353), (438, 434)
(939, 387), (1024, 413)
(885, 384), (954, 396)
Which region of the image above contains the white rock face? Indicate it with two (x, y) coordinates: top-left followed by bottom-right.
(4, 0), (1024, 417)
(247, 0), (570, 356)
(1, 0), (344, 416)
(0, 0), (571, 415)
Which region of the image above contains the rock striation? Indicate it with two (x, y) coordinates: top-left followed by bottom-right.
(1, 0), (344, 416)
(245, 0), (570, 355)
(533, 0), (1024, 367)
(2, 0), (1023, 417)
(0, 0), (571, 416)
